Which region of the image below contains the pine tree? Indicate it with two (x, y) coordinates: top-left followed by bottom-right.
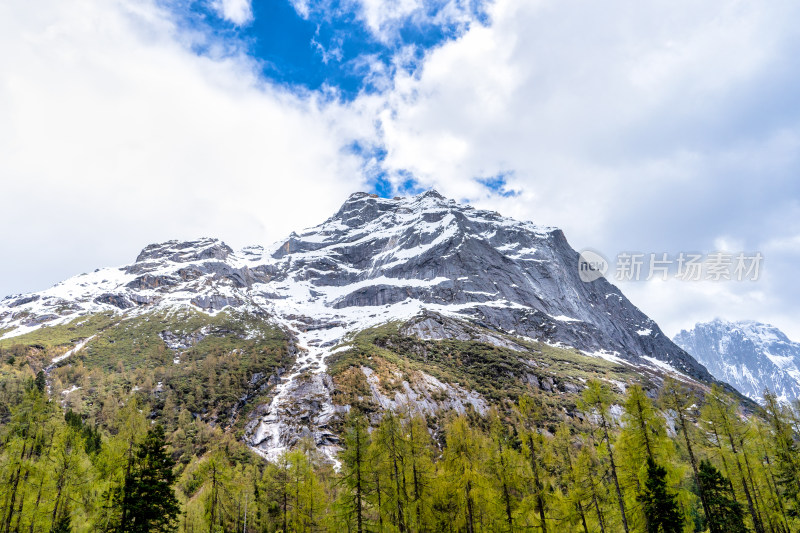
(489, 410), (523, 532)
(441, 416), (485, 533)
(579, 379), (630, 532)
(403, 411), (434, 532)
(750, 418), (792, 532)
(285, 442), (326, 533)
(49, 419), (90, 533)
(340, 410), (371, 533)
(0, 387), (55, 533)
(34, 371), (46, 394)
(51, 513), (71, 533)
(763, 391), (800, 519)
(552, 423), (590, 533)
(517, 396), (550, 533)
(119, 424), (179, 533)
(698, 459), (747, 533)
(637, 457), (682, 533)
(621, 385), (662, 463)
(702, 386), (765, 533)
(371, 411), (409, 532)
(660, 379), (712, 526)
(575, 444), (609, 532)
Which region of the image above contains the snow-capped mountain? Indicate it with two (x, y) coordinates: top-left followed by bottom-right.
(673, 319), (800, 402)
(1, 190), (715, 457)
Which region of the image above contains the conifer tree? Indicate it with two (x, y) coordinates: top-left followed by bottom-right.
(441, 416), (485, 533)
(489, 409), (524, 532)
(702, 386), (765, 533)
(340, 410), (371, 533)
(750, 418), (792, 532)
(579, 379), (630, 532)
(118, 424), (179, 533)
(552, 423), (590, 533)
(575, 444), (609, 532)
(51, 513), (71, 533)
(403, 411), (434, 532)
(698, 459), (747, 533)
(34, 371), (46, 394)
(0, 387), (55, 533)
(661, 379), (712, 525)
(372, 411), (408, 532)
(517, 396), (550, 533)
(637, 457), (682, 533)
(763, 391), (800, 518)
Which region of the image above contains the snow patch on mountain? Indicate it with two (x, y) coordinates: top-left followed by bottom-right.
(1, 190), (714, 459)
(674, 319), (800, 402)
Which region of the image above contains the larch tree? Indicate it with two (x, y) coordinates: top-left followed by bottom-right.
(579, 379), (630, 533)
(701, 386), (765, 533)
(340, 409), (371, 533)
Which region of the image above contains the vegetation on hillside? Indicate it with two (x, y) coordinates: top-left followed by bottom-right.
(1, 312), (799, 532)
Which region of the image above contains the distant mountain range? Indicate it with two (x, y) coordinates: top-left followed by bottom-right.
(674, 319), (800, 403)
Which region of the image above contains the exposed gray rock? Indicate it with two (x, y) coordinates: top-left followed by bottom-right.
(93, 293), (134, 309)
(675, 319), (800, 402)
(400, 312), (527, 351)
(22, 313), (58, 327)
(247, 372), (340, 455)
(126, 274), (178, 290)
(360, 366), (488, 417)
(159, 328), (209, 351)
(9, 295), (40, 307)
(129, 294), (160, 306)
(0, 190), (726, 461)
(190, 295), (242, 310)
(261, 191), (713, 382)
(135, 238), (233, 264)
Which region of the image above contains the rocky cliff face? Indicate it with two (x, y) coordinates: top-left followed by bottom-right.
(0, 190), (715, 459)
(674, 319), (800, 403)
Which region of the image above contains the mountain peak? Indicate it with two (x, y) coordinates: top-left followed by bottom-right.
(1, 190), (723, 459)
(675, 319), (800, 402)
(135, 238), (233, 264)
(691, 319), (792, 346)
(419, 189), (445, 200)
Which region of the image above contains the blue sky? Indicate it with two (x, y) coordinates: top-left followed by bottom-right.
(165, 0), (492, 196)
(173, 0), (486, 99)
(1, 0), (800, 339)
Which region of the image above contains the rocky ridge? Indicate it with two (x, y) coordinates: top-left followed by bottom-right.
(674, 319), (800, 403)
(0, 190), (716, 459)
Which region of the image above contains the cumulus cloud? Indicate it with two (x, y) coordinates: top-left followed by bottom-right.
(0, 0), (374, 296)
(2, 0), (799, 341)
(211, 0), (253, 25)
(371, 0), (800, 338)
(288, 0), (482, 43)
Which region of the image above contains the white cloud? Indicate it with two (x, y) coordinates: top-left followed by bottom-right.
(288, 0), (479, 43)
(372, 0), (800, 337)
(211, 0), (253, 25)
(2, 0), (800, 343)
(0, 0), (375, 295)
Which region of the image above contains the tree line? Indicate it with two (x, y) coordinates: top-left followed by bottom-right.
(2, 374), (800, 532)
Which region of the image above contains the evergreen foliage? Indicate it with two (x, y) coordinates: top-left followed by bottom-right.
(638, 457), (682, 533)
(697, 459), (747, 533)
(5, 319), (800, 532)
(118, 424), (180, 533)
